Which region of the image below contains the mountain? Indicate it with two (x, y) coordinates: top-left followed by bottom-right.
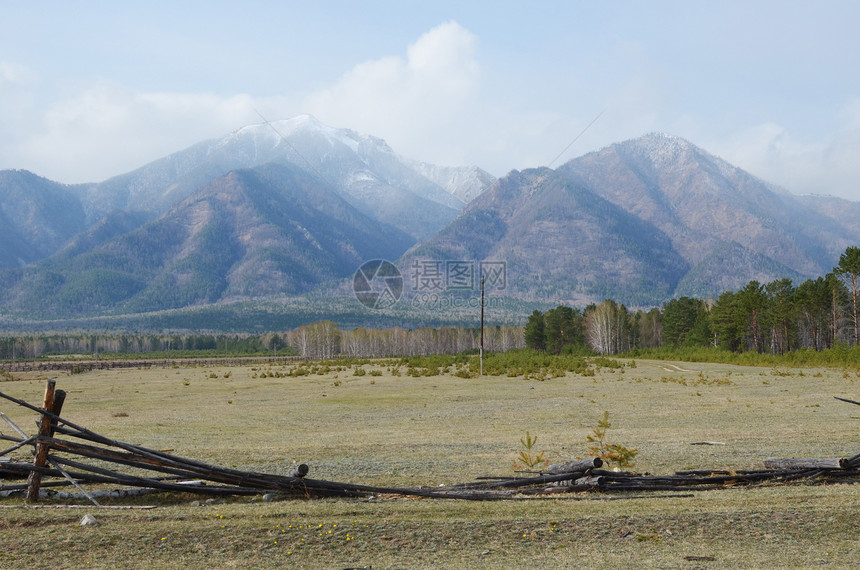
(3, 125), (860, 323)
(0, 170), (87, 268)
(404, 167), (689, 305)
(70, 115), (495, 241)
(557, 133), (858, 295)
(405, 159), (498, 203)
(0, 115), (495, 273)
(405, 133), (860, 305)
(0, 163), (413, 317)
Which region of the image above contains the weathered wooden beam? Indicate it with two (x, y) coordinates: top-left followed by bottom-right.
(762, 457), (847, 470)
(25, 380), (56, 502)
(834, 396), (860, 407)
(48, 390), (65, 437)
(289, 464), (309, 478)
(1, 412), (28, 439)
(47, 456), (101, 507)
(545, 457), (603, 474)
(548, 475), (605, 489)
(0, 435), (36, 458)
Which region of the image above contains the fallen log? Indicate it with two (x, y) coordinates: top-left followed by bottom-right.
(555, 475), (604, 488)
(452, 470), (597, 491)
(289, 464), (309, 478)
(762, 457), (848, 470)
(545, 457), (603, 474)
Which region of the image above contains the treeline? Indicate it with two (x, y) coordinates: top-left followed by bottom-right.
(288, 322), (524, 359)
(0, 332), (292, 360)
(525, 247), (860, 355)
(0, 324), (525, 361)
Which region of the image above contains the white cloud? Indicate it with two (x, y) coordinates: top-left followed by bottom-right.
(16, 82), (262, 182)
(5, 21), (494, 182)
(0, 61), (35, 84)
(0, 61), (38, 167)
(843, 97), (860, 129)
(712, 113), (860, 200)
(5, 18), (858, 202)
(302, 21), (484, 167)
(0, 21), (676, 183)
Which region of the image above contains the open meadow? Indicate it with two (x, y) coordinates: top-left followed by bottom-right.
(1, 357), (860, 568)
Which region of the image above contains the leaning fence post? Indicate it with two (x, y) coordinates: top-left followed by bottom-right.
(25, 380), (56, 503)
(49, 389), (66, 437)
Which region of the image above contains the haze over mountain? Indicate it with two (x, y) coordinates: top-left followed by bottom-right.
(0, 115), (495, 273)
(2, 120), (860, 322)
(0, 163), (412, 316)
(68, 114), (487, 241)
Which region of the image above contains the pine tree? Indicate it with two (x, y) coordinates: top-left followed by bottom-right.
(524, 310), (546, 351)
(835, 246), (860, 345)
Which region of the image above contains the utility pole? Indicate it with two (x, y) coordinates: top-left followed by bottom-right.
(480, 274), (485, 377)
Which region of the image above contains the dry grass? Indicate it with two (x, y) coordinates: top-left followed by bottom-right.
(2, 358), (860, 568)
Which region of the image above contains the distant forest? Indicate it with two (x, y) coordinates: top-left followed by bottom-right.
(525, 247), (860, 357)
(3, 247), (860, 361)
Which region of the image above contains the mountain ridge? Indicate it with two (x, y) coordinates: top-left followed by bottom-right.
(0, 115), (497, 273)
(405, 132), (860, 305)
(67, 114), (491, 241)
(2, 123), (860, 322)
(0, 162), (413, 316)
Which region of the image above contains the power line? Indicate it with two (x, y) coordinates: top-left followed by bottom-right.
(253, 110), (335, 189)
(547, 109), (606, 169)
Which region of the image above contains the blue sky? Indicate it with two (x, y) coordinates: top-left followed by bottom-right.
(2, 1), (859, 199)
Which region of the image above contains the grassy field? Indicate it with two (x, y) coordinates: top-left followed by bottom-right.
(1, 357), (860, 568)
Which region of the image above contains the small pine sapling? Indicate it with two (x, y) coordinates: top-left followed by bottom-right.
(586, 411), (638, 469)
(513, 431), (549, 471)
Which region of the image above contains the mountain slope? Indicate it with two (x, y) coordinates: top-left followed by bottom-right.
(405, 134), (860, 306)
(0, 163), (413, 317)
(0, 170), (87, 268)
(556, 133), (859, 297)
(404, 168), (689, 305)
(405, 159), (497, 203)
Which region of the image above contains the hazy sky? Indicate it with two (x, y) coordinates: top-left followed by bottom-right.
(2, 1), (859, 199)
